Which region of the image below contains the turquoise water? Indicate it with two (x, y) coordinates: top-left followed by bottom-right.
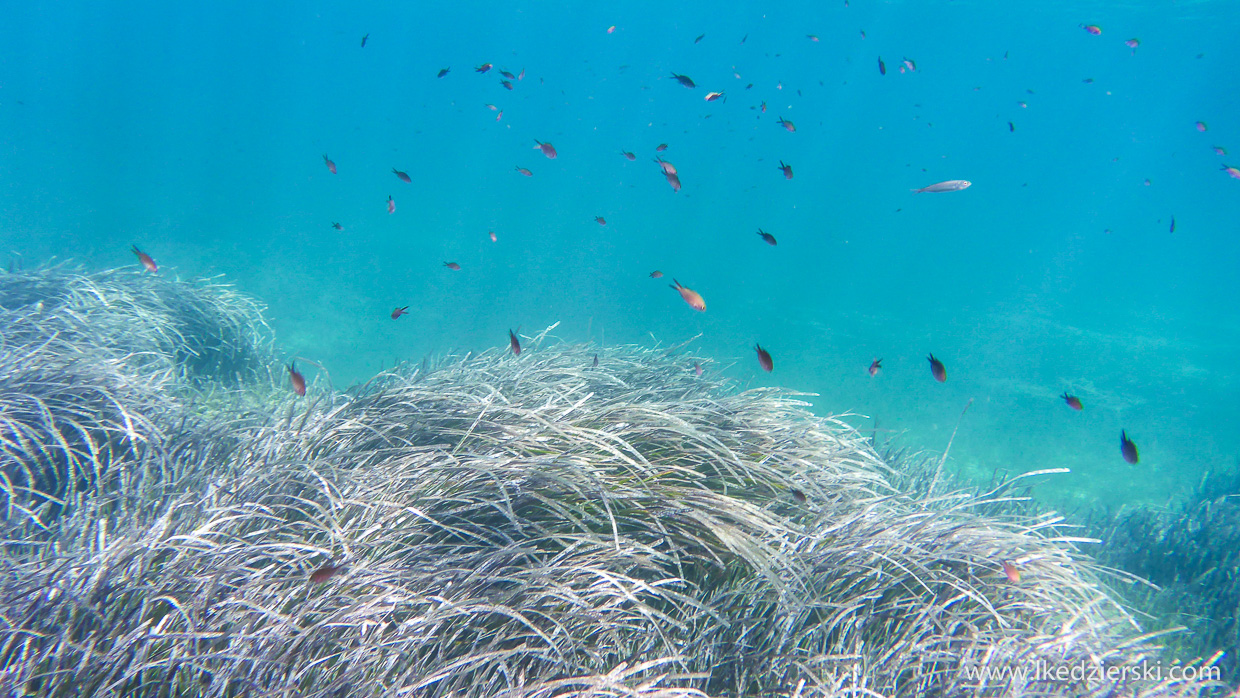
(2, 1), (1238, 511)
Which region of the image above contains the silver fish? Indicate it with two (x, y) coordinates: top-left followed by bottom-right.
(913, 180), (971, 193)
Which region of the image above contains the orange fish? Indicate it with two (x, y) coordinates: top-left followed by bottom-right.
(670, 279), (705, 311)
(131, 245), (158, 273)
(595, 216), (606, 225)
(778, 161), (793, 179)
(391, 306), (409, 320)
(1061, 392), (1083, 410)
(515, 166), (533, 176)
(535, 140), (557, 158)
(869, 358), (882, 377)
(755, 344), (773, 372)
(476, 63), (492, 73)
(509, 329), (521, 355)
(489, 231), (498, 242)
(387, 195), (395, 214)
(323, 154), (336, 174)
(444, 262), (461, 270)
(777, 117), (796, 132)
(649, 270), (663, 279)
(288, 362), (307, 396)
(1002, 561), (1021, 584)
(393, 168), (412, 183)
(927, 353), (946, 382)
(310, 562), (343, 584)
(1081, 24), (1101, 35)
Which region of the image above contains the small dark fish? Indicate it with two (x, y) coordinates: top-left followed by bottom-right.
(621, 150), (636, 160)
(760, 101), (766, 113)
(878, 57), (886, 75)
(509, 329), (521, 355)
(756, 229), (777, 246)
(777, 117), (795, 132)
(387, 195), (395, 214)
(500, 79), (513, 90)
(755, 343), (774, 372)
(500, 70), (515, 79)
(1082, 78), (1094, 83)
(927, 353), (946, 382)
(740, 34), (747, 44)
(791, 488), (807, 504)
(694, 33), (705, 43)
(444, 262), (461, 270)
(310, 563), (343, 583)
(650, 270), (664, 279)
(1120, 430), (1139, 464)
(323, 154), (337, 174)
(664, 171), (682, 192)
(860, 30), (866, 39)
(778, 161), (793, 179)
(132, 246), (158, 273)
(288, 362), (307, 396)
(592, 354), (599, 367)
(332, 222), (343, 231)
(476, 63), (493, 73)
(438, 67), (450, 78)
(670, 73), (696, 88)
(1008, 121), (1015, 132)
(360, 34), (369, 48)
(393, 168), (412, 183)
(1169, 216), (1175, 233)
(869, 358), (882, 377)
(1061, 392), (1083, 410)
(655, 143), (668, 152)
(391, 306), (409, 320)
(595, 216), (606, 225)
(515, 166), (533, 176)
(807, 34), (819, 42)
(535, 140), (557, 158)
(1196, 121), (1207, 132)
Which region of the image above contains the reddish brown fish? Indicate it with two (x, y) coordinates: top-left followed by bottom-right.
(621, 150), (636, 160)
(1061, 392), (1083, 410)
(791, 488), (807, 504)
(476, 63), (492, 73)
(664, 171), (682, 192)
(501, 79), (513, 90)
(393, 168), (412, 183)
(288, 362), (307, 396)
(777, 117), (796, 132)
(755, 344), (774, 372)
(694, 362), (702, 376)
(391, 306), (409, 320)
(509, 329), (521, 355)
(654, 158), (677, 176)
(595, 216), (606, 225)
(331, 222), (343, 231)
(131, 246), (158, 273)
(655, 143), (668, 152)
(670, 279), (705, 311)
(323, 154), (336, 174)
(927, 353), (946, 382)
(869, 358), (882, 377)
(387, 195), (395, 214)
(444, 262), (461, 270)
(515, 166), (533, 176)
(778, 161), (793, 179)
(310, 563), (342, 584)
(1002, 561), (1021, 584)
(649, 270), (664, 279)
(535, 140), (557, 158)
(500, 70), (515, 80)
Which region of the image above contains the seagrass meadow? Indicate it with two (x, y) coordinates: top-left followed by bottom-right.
(0, 265), (1232, 697)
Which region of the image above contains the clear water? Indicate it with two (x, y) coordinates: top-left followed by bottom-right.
(2, 0), (1238, 512)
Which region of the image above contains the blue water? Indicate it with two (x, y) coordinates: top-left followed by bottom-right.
(2, 1), (1238, 510)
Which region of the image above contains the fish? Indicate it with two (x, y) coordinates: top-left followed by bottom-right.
(496, 110), (503, 121)
(132, 246), (158, 273)
(393, 168), (412, 183)
(310, 563), (343, 583)
(755, 344), (774, 372)
(778, 161), (793, 179)
(1196, 121), (1208, 132)
(649, 270), (663, 279)
(1083, 78), (1094, 83)
(518, 68), (525, 80)
(705, 91), (725, 102)
(1008, 121), (1015, 132)
(1120, 430), (1139, 464)
(387, 195), (395, 214)
(654, 158), (677, 176)
(288, 362), (307, 396)
(878, 57), (886, 75)
(760, 101), (766, 112)
(670, 73), (696, 88)
(1144, 179), (1152, 186)
(509, 329), (521, 355)
(486, 103), (498, 110)
(332, 222), (343, 231)
(913, 180), (971, 193)
(756, 229), (777, 246)
(592, 354), (599, 367)
(740, 34), (747, 44)
(902, 58), (916, 72)
(621, 150), (636, 160)
(489, 231), (498, 242)
(360, 34), (368, 48)
(1081, 24), (1102, 35)
(656, 143), (669, 152)
(807, 34), (819, 41)
(516, 166), (533, 176)
(1061, 392), (1083, 410)
(535, 140), (557, 158)
(500, 79), (513, 90)
(1170, 216), (1176, 233)
(1213, 146), (1226, 156)
(791, 488), (807, 503)
(1222, 165), (1240, 180)
(607, 25), (615, 34)
(1125, 38), (1140, 52)
(664, 171), (682, 192)
(391, 306), (409, 320)
(777, 117), (795, 132)
(476, 63), (492, 73)
(927, 353), (946, 382)
(1002, 561), (1021, 584)
(869, 359), (882, 377)
(670, 279), (705, 311)
(500, 70), (515, 80)
(595, 216), (606, 225)
(694, 33), (705, 44)
(860, 30), (866, 39)
(694, 362), (703, 376)
(444, 262), (461, 270)
(323, 154), (336, 174)
(438, 67), (450, 78)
